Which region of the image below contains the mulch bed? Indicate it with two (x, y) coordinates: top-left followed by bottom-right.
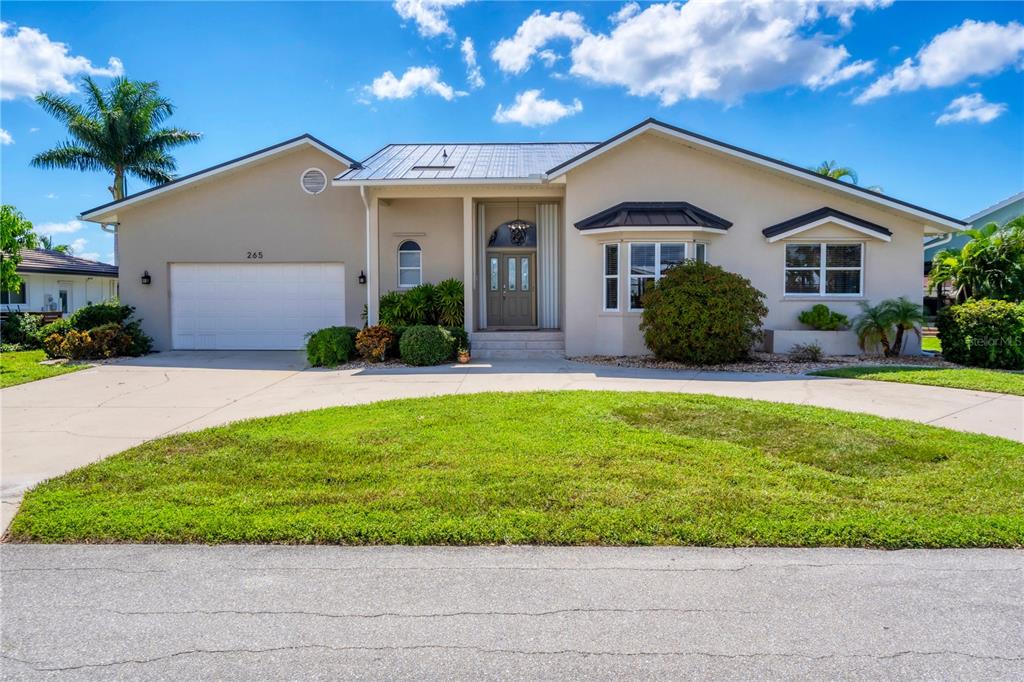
(570, 353), (956, 375)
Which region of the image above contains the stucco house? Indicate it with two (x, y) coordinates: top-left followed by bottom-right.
(1, 249), (118, 316)
(79, 118), (964, 358)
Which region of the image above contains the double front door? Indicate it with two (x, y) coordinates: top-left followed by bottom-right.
(486, 251), (535, 328)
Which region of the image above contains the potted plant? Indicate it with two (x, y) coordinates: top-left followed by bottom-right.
(456, 344), (471, 364)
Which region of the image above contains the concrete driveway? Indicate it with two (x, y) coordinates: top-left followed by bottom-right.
(3, 351), (1023, 528)
(2, 545), (1022, 680)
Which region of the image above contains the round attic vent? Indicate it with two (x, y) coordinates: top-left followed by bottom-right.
(300, 168), (328, 195)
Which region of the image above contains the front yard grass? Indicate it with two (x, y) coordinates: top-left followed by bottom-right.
(9, 391), (1023, 547)
(921, 336), (941, 352)
(0, 350), (86, 388)
(811, 365), (1024, 396)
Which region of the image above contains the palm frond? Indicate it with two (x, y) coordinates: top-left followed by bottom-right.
(30, 143), (104, 172)
(33, 93), (84, 126)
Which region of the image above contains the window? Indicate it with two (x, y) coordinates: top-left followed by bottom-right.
(628, 242), (690, 310)
(603, 243), (619, 311)
(1, 283), (27, 305)
(694, 242), (707, 263)
(489, 256), (498, 291)
(398, 240), (421, 288)
(784, 242), (863, 296)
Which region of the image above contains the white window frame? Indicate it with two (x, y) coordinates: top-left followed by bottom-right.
(1, 282), (27, 305)
(627, 241), (690, 312)
(783, 241), (864, 297)
(603, 243), (620, 312)
(397, 240), (422, 289)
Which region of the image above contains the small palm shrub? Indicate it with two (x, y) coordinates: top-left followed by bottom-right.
(798, 304), (849, 331)
(399, 325), (454, 366)
(403, 283), (437, 324)
(853, 298), (924, 356)
(937, 299), (1024, 369)
(640, 262), (767, 365)
(306, 326), (358, 367)
(434, 278), (465, 327)
(355, 325), (396, 362)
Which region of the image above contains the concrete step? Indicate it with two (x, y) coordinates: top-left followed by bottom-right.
(471, 340), (566, 351)
(471, 349), (566, 360)
(471, 331), (564, 342)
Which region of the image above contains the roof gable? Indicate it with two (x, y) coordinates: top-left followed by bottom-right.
(762, 207), (892, 243)
(81, 134), (359, 221)
(546, 118), (964, 231)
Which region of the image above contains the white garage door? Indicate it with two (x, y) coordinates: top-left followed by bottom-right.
(170, 263), (345, 350)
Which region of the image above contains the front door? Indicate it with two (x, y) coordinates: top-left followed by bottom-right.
(486, 252), (536, 328)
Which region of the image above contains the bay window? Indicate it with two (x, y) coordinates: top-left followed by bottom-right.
(603, 243), (619, 311)
(628, 242), (691, 310)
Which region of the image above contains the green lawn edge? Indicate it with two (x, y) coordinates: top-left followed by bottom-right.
(0, 350), (87, 388)
(8, 391), (1023, 548)
(810, 365), (1024, 396)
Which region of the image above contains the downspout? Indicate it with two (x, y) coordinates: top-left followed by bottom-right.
(359, 185), (371, 325)
(99, 222), (119, 266)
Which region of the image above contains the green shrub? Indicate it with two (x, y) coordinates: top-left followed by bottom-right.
(87, 323), (134, 358)
(798, 304), (849, 331)
(1, 312), (43, 348)
(936, 299), (1024, 370)
(355, 325), (396, 362)
(434, 278), (465, 327)
(44, 329), (93, 360)
(305, 326), (358, 367)
(378, 291), (408, 327)
(445, 326), (469, 357)
(640, 261), (767, 365)
(35, 318), (72, 347)
(69, 300), (132, 331)
(399, 325), (454, 366)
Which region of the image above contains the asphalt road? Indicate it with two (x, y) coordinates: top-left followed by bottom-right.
(2, 546), (1021, 680)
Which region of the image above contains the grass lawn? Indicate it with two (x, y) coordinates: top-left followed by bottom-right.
(9, 392), (1022, 547)
(811, 365), (1024, 396)
(0, 349), (86, 388)
(921, 336), (941, 353)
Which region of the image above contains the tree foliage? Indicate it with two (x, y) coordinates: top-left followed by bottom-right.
(1, 205), (38, 292)
(852, 297), (924, 357)
(929, 216), (1024, 302)
(32, 76), (201, 201)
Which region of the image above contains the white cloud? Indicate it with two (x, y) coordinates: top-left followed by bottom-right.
(0, 128), (12, 145)
(537, 50), (560, 67)
(461, 37), (484, 89)
(365, 66), (464, 101)
(935, 93), (1007, 125)
(0, 22), (123, 100)
(857, 20), (1024, 103)
(29, 127), (39, 133)
(568, 2), (883, 105)
(34, 219), (83, 236)
(610, 2), (640, 24)
(68, 238), (88, 256)
(493, 89), (582, 127)
(45, 193), (57, 199)
(491, 10), (588, 75)
(392, 0), (466, 39)
(104, 252), (115, 264)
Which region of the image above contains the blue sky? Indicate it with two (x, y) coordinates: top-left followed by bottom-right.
(2, 1), (1022, 263)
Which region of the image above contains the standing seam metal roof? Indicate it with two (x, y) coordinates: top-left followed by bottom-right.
(336, 143), (599, 182)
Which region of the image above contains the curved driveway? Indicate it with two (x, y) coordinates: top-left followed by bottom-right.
(3, 351), (1022, 528)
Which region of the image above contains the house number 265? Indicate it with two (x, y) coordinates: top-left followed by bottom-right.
(247, 251), (264, 259)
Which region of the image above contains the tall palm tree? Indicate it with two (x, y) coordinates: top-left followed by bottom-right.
(811, 160), (859, 184)
(31, 76), (201, 201)
(36, 234), (72, 253)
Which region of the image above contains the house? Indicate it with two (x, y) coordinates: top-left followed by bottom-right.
(78, 118), (964, 357)
(1, 249), (118, 316)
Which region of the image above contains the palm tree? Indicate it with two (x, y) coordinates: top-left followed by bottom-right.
(811, 160), (859, 184)
(36, 234), (72, 253)
(883, 297), (924, 356)
(929, 217), (1024, 302)
(31, 76), (201, 201)
(852, 301), (893, 356)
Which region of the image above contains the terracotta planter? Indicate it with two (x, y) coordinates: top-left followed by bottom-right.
(457, 352), (471, 364)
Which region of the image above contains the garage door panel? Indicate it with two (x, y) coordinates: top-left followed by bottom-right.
(171, 263), (345, 350)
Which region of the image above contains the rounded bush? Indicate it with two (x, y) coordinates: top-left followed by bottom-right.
(0, 312), (42, 348)
(69, 301), (132, 331)
(936, 299), (1024, 369)
(399, 325), (454, 366)
(355, 325), (396, 362)
(639, 261), (768, 365)
(306, 326), (358, 367)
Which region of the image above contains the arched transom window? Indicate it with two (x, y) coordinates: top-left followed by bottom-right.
(398, 240), (422, 288)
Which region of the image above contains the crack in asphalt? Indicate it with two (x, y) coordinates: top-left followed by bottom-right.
(4, 646), (1021, 672)
(84, 606), (758, 619)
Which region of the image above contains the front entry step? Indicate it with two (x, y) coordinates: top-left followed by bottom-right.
(470, 331), (565, 359)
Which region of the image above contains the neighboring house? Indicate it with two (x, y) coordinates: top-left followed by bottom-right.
(924, 191), (1024, 269)
(79, 118), (964, 357)
(1, 249), (118, 316)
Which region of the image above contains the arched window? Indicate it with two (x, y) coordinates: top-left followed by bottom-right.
(398, 240), (422, 288)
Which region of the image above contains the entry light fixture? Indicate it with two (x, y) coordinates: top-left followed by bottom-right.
(508, 198), (531, 245)
(358, 270), (367, 285)
(141, 271), (152, 285)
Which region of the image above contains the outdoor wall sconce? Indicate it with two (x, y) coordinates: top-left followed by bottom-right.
(358, 270), (367, 285)
(141, 271), (152, 285)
